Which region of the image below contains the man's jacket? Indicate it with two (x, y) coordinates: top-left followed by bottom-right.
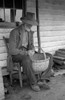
(9, 24), (34, 55)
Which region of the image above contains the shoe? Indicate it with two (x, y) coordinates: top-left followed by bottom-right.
(31, 84), (40, 92)
(40, 83), (50, 90)
(37, 81), (45, 86)
(37, 81), (50, 90)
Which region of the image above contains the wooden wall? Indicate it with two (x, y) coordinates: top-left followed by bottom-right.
(0, 28), (12, 99)
(27, 0), (65, 54)
(0, 28), (12, 76)
(0, 67), (5, 99)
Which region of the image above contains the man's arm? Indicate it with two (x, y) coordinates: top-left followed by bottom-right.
(9, 29), (28, 55)
(9, 29), (21, 55)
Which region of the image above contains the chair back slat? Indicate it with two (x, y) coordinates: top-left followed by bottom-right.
(3, 36), (9, 53)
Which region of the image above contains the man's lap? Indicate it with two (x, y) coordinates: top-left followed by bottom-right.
(12, 54), (31, 63)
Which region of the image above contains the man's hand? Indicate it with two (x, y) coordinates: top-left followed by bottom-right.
(19, 50), (28, 55)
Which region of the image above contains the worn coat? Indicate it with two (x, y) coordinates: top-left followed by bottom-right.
(9, 24), (34, 55)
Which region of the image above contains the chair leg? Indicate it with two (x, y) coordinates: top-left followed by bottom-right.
(18, 63), (22, 88)
(9, 72), (13, 86)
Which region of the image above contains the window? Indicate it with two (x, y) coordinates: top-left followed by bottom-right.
(0, 0), (26, 26)
(0, 0), (26, 28)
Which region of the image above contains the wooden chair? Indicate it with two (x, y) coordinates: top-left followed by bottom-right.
(3, 36), (23, 88)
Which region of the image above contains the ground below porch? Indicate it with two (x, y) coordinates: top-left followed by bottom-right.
(3, 71), (65, 100)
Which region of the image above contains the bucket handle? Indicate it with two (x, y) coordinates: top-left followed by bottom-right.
(34, 46), (46, 60)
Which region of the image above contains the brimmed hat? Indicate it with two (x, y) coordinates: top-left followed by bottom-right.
(20, 12), (38, 26)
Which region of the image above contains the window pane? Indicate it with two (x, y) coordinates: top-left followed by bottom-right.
(5, 9), (10, 22)
(15, 0), (22, 9)
(15, 10), (22, 22)
(5, 0), (13, 8)
(0, 0), (23, 9)
(0, 9), (4, 22)
(0, 0), (3, 7)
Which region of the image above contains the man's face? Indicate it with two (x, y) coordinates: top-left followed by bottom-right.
(25, 24), (32, 32)
(31, 26), (36, 31)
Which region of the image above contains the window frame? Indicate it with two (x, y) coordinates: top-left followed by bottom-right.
(0, 0), (26, 28)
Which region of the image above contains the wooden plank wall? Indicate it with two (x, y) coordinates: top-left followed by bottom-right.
(0, 28), (12, 76)
(0, 29), (9, 98)
(0, 67), (5, 99)
(27, 0), (65, 55)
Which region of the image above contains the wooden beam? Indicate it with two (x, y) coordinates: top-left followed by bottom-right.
(3, 0), (5, 21)
(22, 0), (27, 17)
(36, 0), (41, 52)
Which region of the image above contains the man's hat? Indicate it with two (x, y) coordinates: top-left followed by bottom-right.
(20, 12), (38, 26)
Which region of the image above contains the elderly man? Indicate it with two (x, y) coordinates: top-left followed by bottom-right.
(9, 12), (52, 92)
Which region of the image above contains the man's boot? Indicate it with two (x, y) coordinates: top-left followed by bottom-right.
(31, 84), (40, 92)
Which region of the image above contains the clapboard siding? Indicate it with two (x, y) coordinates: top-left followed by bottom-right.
(0, 40), (5, 47)
(41, 41), (65, 48)
(0, 33), (10, 40)
(0, 47), (7, 54)
(34, 31), (65, 37)
(27, 0), (65, 54)
(40, 21), (65, 26)
(39, 26), (65, 31)
(43, 45), (65, 52)
(0, 60), (7, 67)
(0, 29), (12, 77)
(0, 67), (5, 99)
(34, 36), (65, 43)
(0, 29), (12, 99)
(0, 53), (7, 60)
(39, 2), (65, 10)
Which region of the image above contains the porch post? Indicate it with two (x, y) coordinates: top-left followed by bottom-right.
(22, 0), (27, 17)
(36, 0), (41, 52)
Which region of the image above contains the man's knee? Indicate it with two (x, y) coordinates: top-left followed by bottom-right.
(23, 56), (31, 64)
(25, 58), (31, 64)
